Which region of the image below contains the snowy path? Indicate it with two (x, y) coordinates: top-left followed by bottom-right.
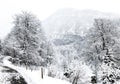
(2, 56), (71, 84)
(2, 57), (36, 84)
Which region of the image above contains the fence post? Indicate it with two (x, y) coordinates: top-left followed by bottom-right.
(41, 67), (43, 79)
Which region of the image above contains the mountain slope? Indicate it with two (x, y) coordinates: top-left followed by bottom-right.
(42, 8), (120, 40)
(53, 34), (83, 46)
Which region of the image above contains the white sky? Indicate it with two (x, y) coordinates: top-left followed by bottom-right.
(0, 0), (120, 39)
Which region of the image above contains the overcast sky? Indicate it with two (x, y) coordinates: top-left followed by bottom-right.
(0, 0), (120, 39)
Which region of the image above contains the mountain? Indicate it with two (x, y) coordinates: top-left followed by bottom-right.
(42, 8), (120, 40)
(53, 34), (83, 46)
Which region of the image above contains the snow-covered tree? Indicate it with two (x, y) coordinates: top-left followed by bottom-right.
(3, 12), (53, 68)
(49, 33), (90, 84)
(38, 41), (54, 67)
(0, 40), (2, 52)
(82, 18), (120, 84)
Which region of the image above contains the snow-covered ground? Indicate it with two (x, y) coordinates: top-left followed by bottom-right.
(2, 56), (71, 84)
(2, 56), (120, 84)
